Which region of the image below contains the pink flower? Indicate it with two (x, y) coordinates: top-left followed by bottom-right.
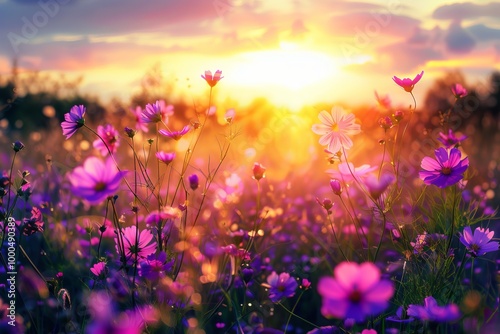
(141, 100), (174, 124)
(93, 124), (120, 156)
(115, 225), (157, 263)
(363, 173), (395, 199)
(318, 262), (394, 322)
(130, 106), (149, 133)
(156, 151), (176, 165)
(67, 157), (127, 204)
(312, 107), (361, 154)
(330, 179), (342, 196)
(451, 83), (467, 98)
(61, 105), (86, 139)
(326, 163), (377, 183)
(224, 109), (235, 123)
(90, 262), (107, 278)
(392, 71), (424, 93)
(419, 148), (469, 188)
(201, 70), (223, 87)
(159, 125), (191, 140)
(374, 91), (391, 110)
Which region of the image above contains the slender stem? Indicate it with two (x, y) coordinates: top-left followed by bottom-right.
(278, 302), (320, 328)
(284, 290), (305, 334)
(327, 212), (349, 262)
(378, 130), (387, 180)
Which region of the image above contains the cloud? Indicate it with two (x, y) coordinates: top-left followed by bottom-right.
(433, 2), (500, 20)
(467, 24), (500, 42)
(445, 21), (476, 54)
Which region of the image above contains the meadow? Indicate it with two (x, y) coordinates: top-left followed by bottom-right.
(0, 68), (499, 334)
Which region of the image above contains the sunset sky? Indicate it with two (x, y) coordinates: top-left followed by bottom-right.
(1, 0), (499, 109)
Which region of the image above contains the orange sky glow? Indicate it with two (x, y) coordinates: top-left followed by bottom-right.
(0, 0), (499, 110)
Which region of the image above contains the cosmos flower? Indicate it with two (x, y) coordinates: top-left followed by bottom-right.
(93, 124), (120, 156)
(407, 296), (460, 322)
(67, 157), (126, 204)
(90, 262), (107, 278)
(459, 226), (499, 257)
(374, 91), (391, 110)
(451, 83), (467, 99)
(326, 163), (377, 184)
(156, 151), (176, 165)
(392, 71), (424, 93)
(312, 107), (361, 154)
(141, 100), (174, 124)
(265, 272), (298, 303)
(22, 207), (44, 236)
(419, 148), (469, 188)
(159, 125), (191, 140)
(363, 173), (395, 200)
(115, 225), (157, 263)
(201, 70), (223, 87)
(437, 129), (467, 149)
(61, 105), (86, 139)
(318, 262), (394, 322)
(130, 106), (149, 132)
(139, 252), (174, 281)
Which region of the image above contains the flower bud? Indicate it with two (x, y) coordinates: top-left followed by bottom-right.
(124, 127), (136, 138)
(330, 179), (342, 196)
(252, 163), (266, 181)
(188, 174), (199, 191)
(12, 141), (25, 152)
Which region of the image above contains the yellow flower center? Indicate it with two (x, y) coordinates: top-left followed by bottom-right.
(331, 123), (339, 132)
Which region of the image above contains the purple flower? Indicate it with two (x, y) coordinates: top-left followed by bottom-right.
(318, 262), (394, 322)
(265, 272), (298, 302)
(188, 174), (199, 191)
(330, 179), (342, 196)
(159, 125), (191, 140)
(139, 252), (173, 280)
(141, 100), (174, 124)
(67, 157), (126, 204)
(459, 226), (499, 257)
(130, 106), (149, 132)
(419, 148), (469, 188)
(407, 296), (460, 322)
(93, 124), (120, 156)
(61, 105), (86, 139)
(115, 225), (157, 263)
(437, 129), (467, 149)
(363, 173), (395, 199)
(22, 207), (44, 236)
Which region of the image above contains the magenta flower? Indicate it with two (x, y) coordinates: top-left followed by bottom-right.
(392, 71), (424, 93)
(437, 129), (467, 148)
(419, 148), (469, 188)
(159, 125), (191, 140)
(67, 157), (126, 204)
(330, 179), (342, 196)
(115, 225), (157, 263)
(156, 151), (176, 165)
(451, 83), (467, 98)
(141, 100), (174, 124)
(201, 70), (223, 87)
(265, 272), (298, 303)
(407, 296), (460, 322)
(363, 173), (395, 199)
(459, 226), (499, 257)
(61, 105), (86, 139)
(374, 91), (391, 110)
(318, 262), (394, 322)
(131, 106), (149, 133)
(312, 107), (361, 154)
(93, 124), (120, 156)
(90, 262), (107, 278)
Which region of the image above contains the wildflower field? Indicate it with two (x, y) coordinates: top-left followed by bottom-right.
(0, 68), (499, 334)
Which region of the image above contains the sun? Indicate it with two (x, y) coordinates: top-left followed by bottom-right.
(229, 42), (338, 91)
